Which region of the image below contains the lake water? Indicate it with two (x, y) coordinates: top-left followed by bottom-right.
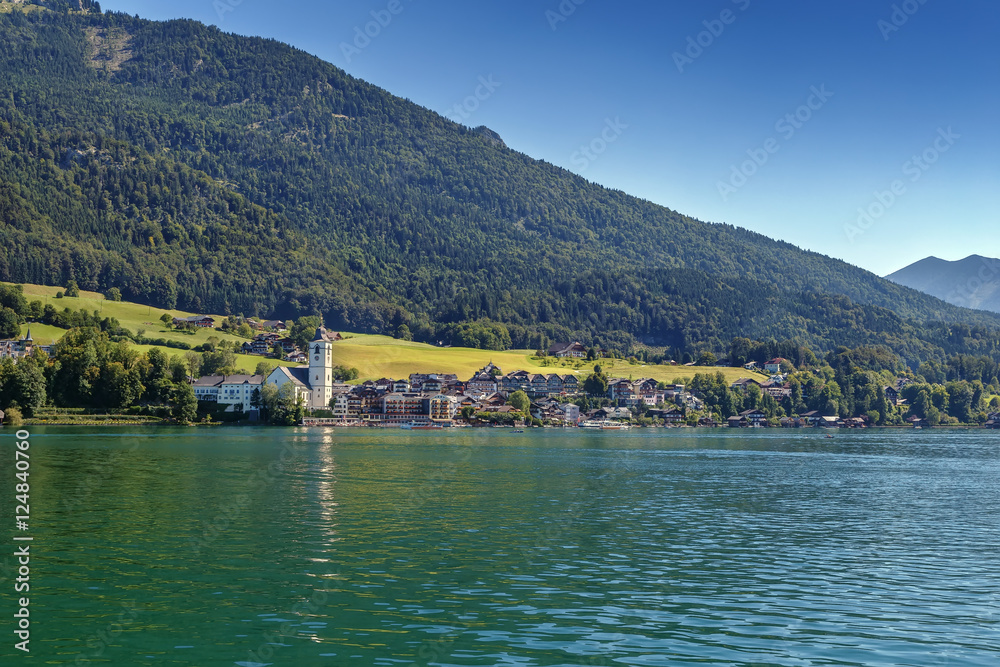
(2, 426), (999, 666)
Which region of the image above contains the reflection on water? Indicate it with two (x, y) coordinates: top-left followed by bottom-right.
(3, 427), (999, 666)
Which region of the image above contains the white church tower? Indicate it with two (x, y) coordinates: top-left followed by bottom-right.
(309, 327), (335, 410)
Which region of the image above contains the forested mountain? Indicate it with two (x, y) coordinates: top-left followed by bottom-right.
(887, 256), (1000, 315)
(2, 3), (1000, 365)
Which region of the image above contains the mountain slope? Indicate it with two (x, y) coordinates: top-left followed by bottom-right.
(1, 6), (1000, 364)
(887, 256), (1000, 314)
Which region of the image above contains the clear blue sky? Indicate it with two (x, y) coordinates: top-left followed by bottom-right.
(101, 0), (998, 276)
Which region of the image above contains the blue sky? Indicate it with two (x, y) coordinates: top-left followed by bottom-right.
(101, 0), (998, 276)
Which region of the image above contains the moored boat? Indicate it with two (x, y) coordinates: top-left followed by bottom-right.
(580, 419), (632, 430)
(401, 421), (445, 430)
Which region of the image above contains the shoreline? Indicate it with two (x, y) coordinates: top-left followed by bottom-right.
(10, 420), (994, 430)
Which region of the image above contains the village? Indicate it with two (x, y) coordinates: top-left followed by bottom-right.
(4, 321), (1000, 429)
(182, 325), (1000, 430)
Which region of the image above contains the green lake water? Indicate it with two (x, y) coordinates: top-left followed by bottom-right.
(2, 426), (999, 666)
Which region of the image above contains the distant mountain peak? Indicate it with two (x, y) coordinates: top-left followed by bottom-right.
(888, 255), (1000, 314)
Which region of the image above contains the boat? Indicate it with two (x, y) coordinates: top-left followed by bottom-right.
(601, 421), (632, 431)
(580, 419), (632, 431)
(401, 422), (444, 430)
(301, 418), (362, 427)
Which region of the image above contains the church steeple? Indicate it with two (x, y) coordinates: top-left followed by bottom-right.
(309, 327), (335, 410)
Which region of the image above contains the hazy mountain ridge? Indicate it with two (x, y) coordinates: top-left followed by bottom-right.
(888, 256), (1000, 314)
(2, 7), (1000, 363)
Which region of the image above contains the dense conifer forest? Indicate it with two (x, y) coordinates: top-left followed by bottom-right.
(2, 3), (1000, 365)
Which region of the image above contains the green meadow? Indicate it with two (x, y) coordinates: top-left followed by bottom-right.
(325, 335), (766, 385)
(16, 283), (249, 348)
(8, 282), (768, 384)
(11, 282), (296, 373)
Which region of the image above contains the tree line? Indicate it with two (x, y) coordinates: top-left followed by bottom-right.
(573, 338), (1000, 427)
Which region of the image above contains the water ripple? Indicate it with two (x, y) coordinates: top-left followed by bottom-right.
(10, 426), (1000, 666)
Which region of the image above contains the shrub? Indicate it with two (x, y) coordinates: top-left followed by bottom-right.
(3, 407), (23, 427)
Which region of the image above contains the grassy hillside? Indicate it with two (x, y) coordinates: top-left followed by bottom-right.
(8, 280), (298, 373)
(9, 281), (763, 383)
(324, 333), (766, 384)
(15, 282), (250, 348)
(125, 344), (284, 375)
(18, 321), (63, 344)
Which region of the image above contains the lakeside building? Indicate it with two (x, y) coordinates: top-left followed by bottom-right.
(191, 374), (265, 415)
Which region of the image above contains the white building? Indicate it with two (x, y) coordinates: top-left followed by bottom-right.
(191, 375), (264, 413)
(330, 393), (351, 419)
(764, 358), (787, 374)
(559, 403), (580, 424)
(428, 394), (458, 422)
(221, 376), (264, 412)
(191, 376), (223, 402)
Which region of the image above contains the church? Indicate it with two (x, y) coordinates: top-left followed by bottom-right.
(264, 327), (339, 410)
